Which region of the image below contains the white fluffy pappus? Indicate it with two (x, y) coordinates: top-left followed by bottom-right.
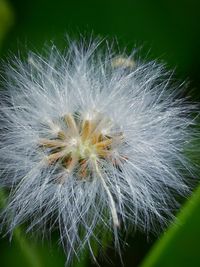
(0, 39), (198, 264)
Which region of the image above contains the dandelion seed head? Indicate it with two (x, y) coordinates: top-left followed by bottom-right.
(0, 38), (198, 264)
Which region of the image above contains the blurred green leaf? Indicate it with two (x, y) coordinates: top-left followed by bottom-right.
(0, 0), (14, 49)
(140, 183), (200, 267)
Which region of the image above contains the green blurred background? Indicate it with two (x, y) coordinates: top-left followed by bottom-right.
(0, 0), (200, 266)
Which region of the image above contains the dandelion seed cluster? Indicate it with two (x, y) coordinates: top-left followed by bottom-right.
(0, 39), (197, 263)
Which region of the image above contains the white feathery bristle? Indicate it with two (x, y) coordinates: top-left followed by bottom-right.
(0, 38), (198, 264)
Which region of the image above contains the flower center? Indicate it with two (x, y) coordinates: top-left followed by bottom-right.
(39, 112), (123, 180)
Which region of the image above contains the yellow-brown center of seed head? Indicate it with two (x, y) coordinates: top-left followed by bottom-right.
(39, 112), (123, 181)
